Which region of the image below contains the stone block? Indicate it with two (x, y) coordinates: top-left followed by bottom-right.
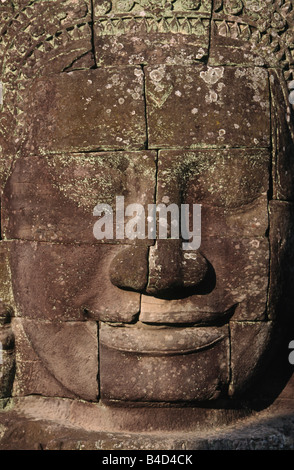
(146, 64), (270, 149)
(12, 319), (98, 401)
(2, 151), (156, 244)
(100, 322), (230, 403)
(268, 201), (294, 322)
(93, 0), (211, 66)
(157, 149), (270, 239)
(0, 315), (15, 399)
(229, 321), (274, 398)
(20, 67), (147, 155)
(269, 69), (294, 201)
(8, 241), (141, 323)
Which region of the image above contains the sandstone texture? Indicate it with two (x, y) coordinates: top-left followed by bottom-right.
(0, 0), (293, 451)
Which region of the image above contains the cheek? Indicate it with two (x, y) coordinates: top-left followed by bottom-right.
(229, 321), (274, 397)
(10, 242), (101, 321)
(199, 236), (270, 320)
(268, 201), (294, 322)
(10, 241), (141, 323)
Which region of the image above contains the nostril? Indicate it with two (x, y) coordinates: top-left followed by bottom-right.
(184, 257), (216, 296)
(109, 246), (149, 292)
(182, 251), (209, 288)
(146, 240), (214, 297)
(146, 257), (215, 299)
(109, 241), (215, 299)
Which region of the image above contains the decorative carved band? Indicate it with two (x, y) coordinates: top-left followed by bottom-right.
(95, 15), (209, 36)
(93, 0), (212, 17)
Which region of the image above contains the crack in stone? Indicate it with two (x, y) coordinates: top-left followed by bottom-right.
(90, 0), (98, 69)
(62, 50), (94, 72)
(141, 64), (149, 150)
(97, 321), (101, 401)
(14, 146), (272, 158)
(228, 320), (232, 395)
(207, 0), (214, 63)
(265, 68), (275, 324)
(144, 149), (159, 302)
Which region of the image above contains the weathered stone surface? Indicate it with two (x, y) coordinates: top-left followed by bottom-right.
(0, 242), (15, 398)
(93, 0), (211, 66)
(209, 20), (268, 68)
(157, 149), (270, 239)
(209, 0), (294, 79)
(0, 1), (93, 79)
(270, 69), (294, 201)
(0, 242), (14, 312)
(1, 394), (294, 449)
(21, 68), (147, 155)
(268, 201), (294, 323)
(0, 0), (294, 449)
(146, 239), (208, 295)
(8, 241), (141, 323)
(139, 149), (270, 323)
(100, 323), (229, 403)
(140, 236), (269, 324)
(109, 246), (149, 292)
(0, 0), (93, 176)
(146, 65), (270, 149)
(0, 395), (252, 435)
(229, 321), (274, 398)
(12, 319), (98, 401)
(0, 313), (15, 399)
(94, 21), (210, 67)
(2, 152), (156, 244)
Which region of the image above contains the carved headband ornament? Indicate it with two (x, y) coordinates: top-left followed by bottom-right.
(95, 0), (294, 80)
(0, 0), (293, 154)
(0, 0), (294, 84)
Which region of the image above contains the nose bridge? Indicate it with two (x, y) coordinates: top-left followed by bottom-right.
(146, 239), (182, 295)
(145, 155), (183, 294)
(110, 158), (209, 295)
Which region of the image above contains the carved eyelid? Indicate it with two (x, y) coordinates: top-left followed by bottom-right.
(183, 182), (267, 208)
(204, 196), (266, 211)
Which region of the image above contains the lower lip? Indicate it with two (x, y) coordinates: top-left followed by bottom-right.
(100, 323), (229, 356)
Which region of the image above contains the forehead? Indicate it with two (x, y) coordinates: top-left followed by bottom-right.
(21, 64), (270, 156)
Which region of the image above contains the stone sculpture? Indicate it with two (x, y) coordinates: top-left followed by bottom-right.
(0, 0), (294, 449)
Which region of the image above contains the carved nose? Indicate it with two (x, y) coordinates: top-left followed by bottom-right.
(146, 239), (208, 296)
(109, 240), (209, 297)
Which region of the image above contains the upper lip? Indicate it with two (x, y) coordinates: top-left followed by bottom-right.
(138, 302), (238, 327)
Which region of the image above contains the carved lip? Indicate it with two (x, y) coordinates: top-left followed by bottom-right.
(100, 323), (228, 356)
(138, 302), (237, 326)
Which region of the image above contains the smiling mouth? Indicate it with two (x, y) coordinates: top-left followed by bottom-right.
(100, 321), (230, 356)
(100, 302), (237, 356)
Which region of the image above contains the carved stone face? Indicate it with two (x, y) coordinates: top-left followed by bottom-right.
(1, 0), (294, 413)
